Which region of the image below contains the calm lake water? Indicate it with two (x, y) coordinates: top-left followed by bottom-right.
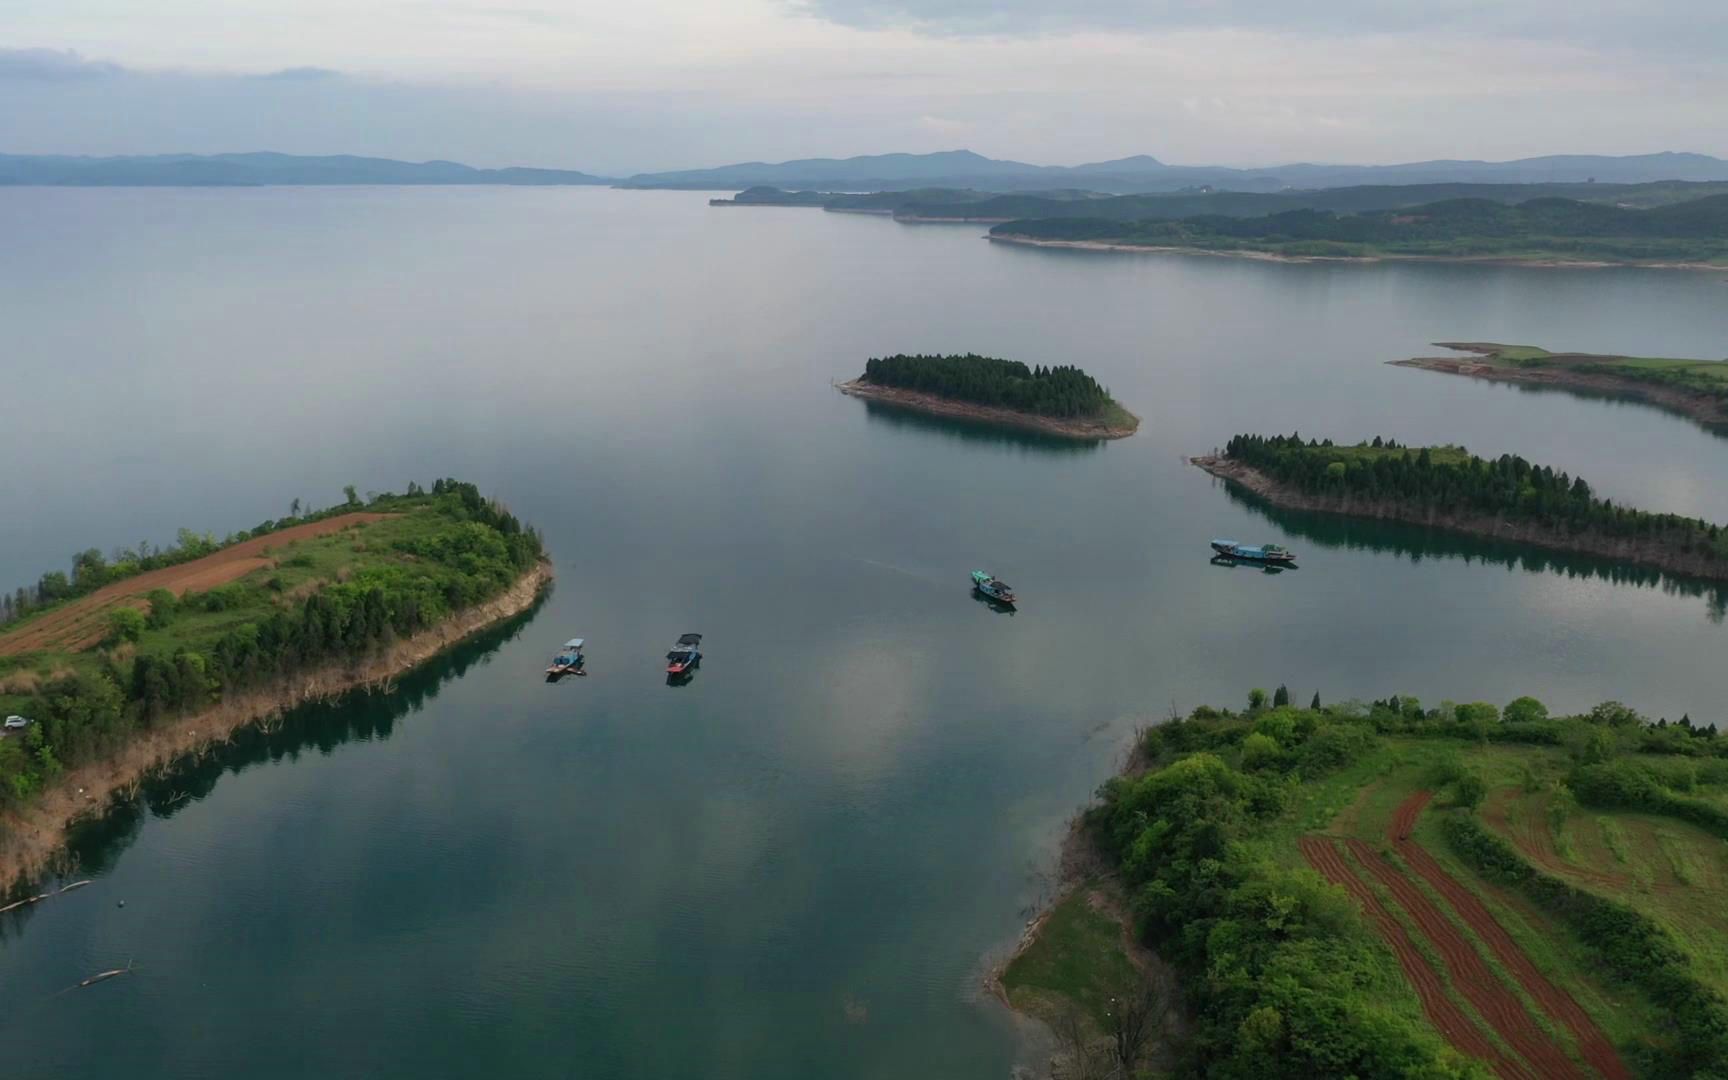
(3, 187), (1728, 1078)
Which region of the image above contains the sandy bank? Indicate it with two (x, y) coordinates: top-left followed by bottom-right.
(836, 379), (1139, 441)
(0, 560), (553, 891)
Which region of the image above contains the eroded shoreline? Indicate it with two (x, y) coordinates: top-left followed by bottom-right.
(0, 560), (553, 892)
(836, 379), (1139, 441)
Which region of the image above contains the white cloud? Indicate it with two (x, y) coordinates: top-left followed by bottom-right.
(0, 0), (1722, 170)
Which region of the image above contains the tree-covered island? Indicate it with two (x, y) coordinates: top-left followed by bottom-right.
(838, 353), (1139, 440)
(1192, 434), (1728, 580)
(0, 480), (550, 888)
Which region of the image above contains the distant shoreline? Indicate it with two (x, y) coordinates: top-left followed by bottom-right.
(1391, 343), (1728, 429)
(837, 380), (1139, 440)
(987, 233), (1728, 272)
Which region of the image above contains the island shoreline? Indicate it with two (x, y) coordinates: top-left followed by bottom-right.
(0, 559), (553, 893)
(836, 379), (1139, 440)
(1190, 455), (1728, 581)
(1391, 343), (1728, 429)
(988, 234), (1728, 272)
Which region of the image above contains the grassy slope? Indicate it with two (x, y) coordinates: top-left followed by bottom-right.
(1001, 887), (1141, 1031)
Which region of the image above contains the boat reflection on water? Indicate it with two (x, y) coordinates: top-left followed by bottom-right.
(1210, 554), (1292, 575)
(971, 588), (1017, 615)
(666, 664), (698, 688)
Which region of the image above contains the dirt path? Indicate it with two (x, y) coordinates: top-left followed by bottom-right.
(1388, 794), (1629, 1080)
(0, 513), (395, 657)
(1299, 836), (1534, 1080)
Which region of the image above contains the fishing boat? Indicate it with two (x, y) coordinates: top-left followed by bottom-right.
(666, 633), (702, 675)
(971, 570), (1017, 605)
(546, 638), (586, 676)
(1209, 539), (1297, 566)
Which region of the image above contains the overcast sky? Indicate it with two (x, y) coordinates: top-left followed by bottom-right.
(2, 0), (1724, 173)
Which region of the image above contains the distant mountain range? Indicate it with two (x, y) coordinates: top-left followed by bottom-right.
(624, 149), (1728, 194)
(0, 152), (613, 187)
(5, 148), (1727, 194)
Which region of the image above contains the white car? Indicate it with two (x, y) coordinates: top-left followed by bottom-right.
(2, 715), (30, 730)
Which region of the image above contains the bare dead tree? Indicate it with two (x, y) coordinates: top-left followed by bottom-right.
(1103, 978), (1170, 1077)
(1051, 1006), (1108, 1080)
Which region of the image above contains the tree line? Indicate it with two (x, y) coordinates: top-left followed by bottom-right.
(1225, 432), (1728, 558)
(0, 479), (543, 807)
(860, 353), (1116, 419)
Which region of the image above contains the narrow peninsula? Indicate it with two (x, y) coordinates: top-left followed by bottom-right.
(989, 193), (1728, 268)
(1191, 434), (1728, 579)
(1393, 343), (1728, 431)
(1005, 691), (1728, 1076)
(0, 480), (551, 889)
(838, 353), (1139, 440)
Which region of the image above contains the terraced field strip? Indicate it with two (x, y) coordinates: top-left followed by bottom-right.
(1298, 836), (1534, 1080)
(1344, 836), (1583, 1079)
(1390, 792), (1630, 1080)
(0, 512), (395, 657)
(1481, 788), (1686, 897)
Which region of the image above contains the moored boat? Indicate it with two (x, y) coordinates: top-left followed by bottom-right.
(546, 638), (586, 676)
(666, 633), (703, 675)
(971, 569), (1017, 604)
(1209, 539), (1297, 565)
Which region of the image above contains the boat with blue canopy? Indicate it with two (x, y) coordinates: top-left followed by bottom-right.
(546, 638), (586, 676)
(1209, 539), (1297, 566)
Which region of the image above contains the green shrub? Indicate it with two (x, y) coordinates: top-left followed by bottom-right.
(106, 607), (145, 645)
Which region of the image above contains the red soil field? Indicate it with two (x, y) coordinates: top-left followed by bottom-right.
(0, 513), (395, 658)
(1345, 836), (1584, 1079)
(1388, 792), (1629, 1080)
(1298, 835), (1534, 1080)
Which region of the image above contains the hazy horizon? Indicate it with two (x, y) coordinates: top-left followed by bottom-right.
(2, 1), (1724, 174)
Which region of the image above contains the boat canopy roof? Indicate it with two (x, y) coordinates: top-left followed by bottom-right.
(563, 638), (585, 649)
(676, 633), (702, 645)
